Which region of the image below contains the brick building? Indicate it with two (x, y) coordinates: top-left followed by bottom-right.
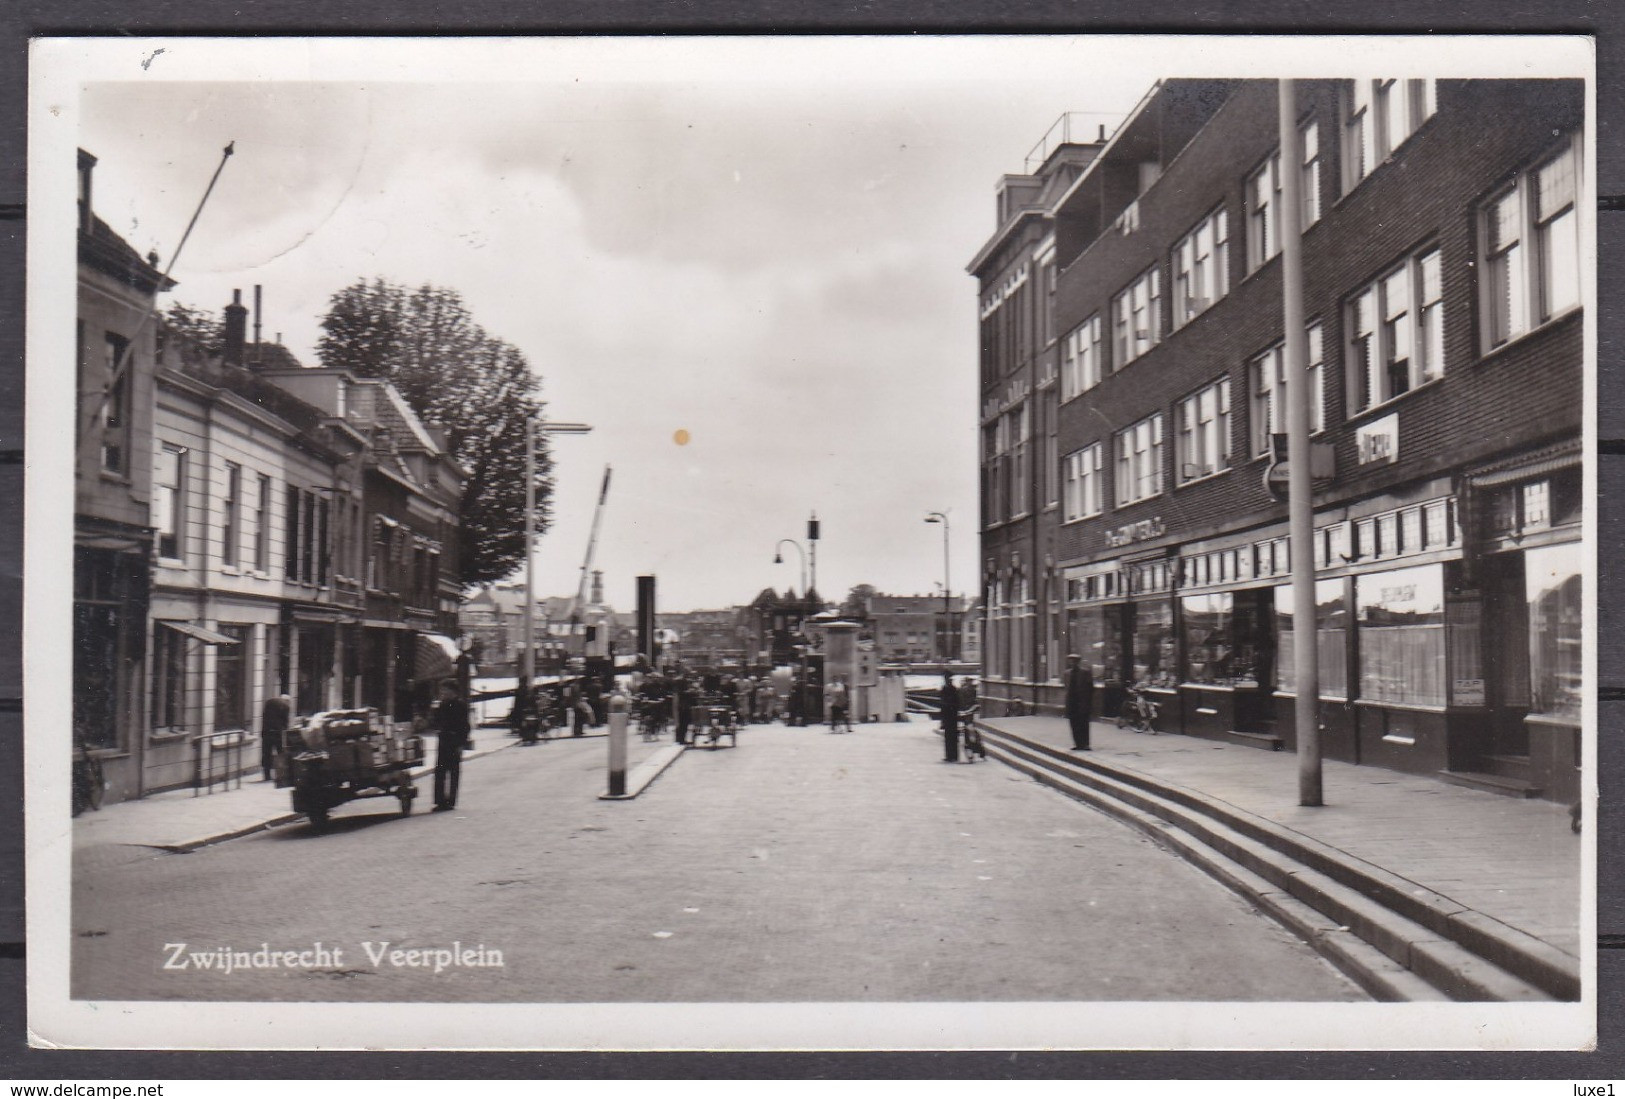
(974, 79), (1583, 801)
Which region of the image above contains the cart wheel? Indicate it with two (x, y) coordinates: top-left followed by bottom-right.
(308, 806), (330, 830)
(399, 789), (415, 816)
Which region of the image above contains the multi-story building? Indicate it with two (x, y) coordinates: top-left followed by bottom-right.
(73, 149), (172, 802)
(140, 289), (465, 795)
(969, 116), (1107, 716)
(861, 592), (969, 665)
(975, 78), (1584, 802)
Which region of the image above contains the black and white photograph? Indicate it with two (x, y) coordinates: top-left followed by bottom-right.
(25, 35), (1595, 1051)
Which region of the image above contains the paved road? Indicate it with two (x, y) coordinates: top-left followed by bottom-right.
(72, 721), (1365, 1003)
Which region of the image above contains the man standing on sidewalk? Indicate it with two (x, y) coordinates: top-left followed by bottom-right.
(432, 679), (471, 812)
(1065, 653), (1094, 751)
(939, 673), (960, 763)
(259, 692), (291, 781)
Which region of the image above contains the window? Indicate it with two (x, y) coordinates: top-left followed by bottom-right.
(1247, 122), (1322, 272)
(101, 334), (130, 474)
(1044, 429), (1059, 509)
(1111, 265), (1162, 369)
(1060, 314), (1103, 401)
(254, 474), (272, 571)
(213, 624), (250, 731)
(1176, 378), (1231, 483)
(152, 623), (188, 731)
(1251, 323), (1326, 455)
(1481, 133), (1582, 350)
(1039, 257), (1056, 347)
(1356, 563), (1446, 706)
(1276, 579), (1350, 699)
(1342, 79), (1436, 190)
(1172, 207), (1229, 326)
(221, 462), (241, 568)
(285, 484), (303, 582)
(1347, 247), (1443, 412)
(1115, 413), (1164, 505)
(1062, 442), (1104, 522)
(155, 444), (186, 561)
(1008, 404), (1031, 518)
(1526, 542), (1581, 724)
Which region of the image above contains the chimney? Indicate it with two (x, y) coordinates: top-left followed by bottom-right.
(76, 148), (97, 235)
(223, 288), (248, 367)
(253, 285), (263, 353)
(1098, 123), (1106, 142)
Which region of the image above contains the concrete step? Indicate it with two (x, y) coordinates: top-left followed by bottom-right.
(978, 722), (1577, 1002)
(1485, 753), (1534, 783)
(1216, 728), (1285, 751)
(1436, 769), (1543, 799)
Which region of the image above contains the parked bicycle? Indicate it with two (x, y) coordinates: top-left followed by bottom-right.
(959, 711), (987, 762)
(71, 737), (105, 816)
(1116, 682), (1161, 734)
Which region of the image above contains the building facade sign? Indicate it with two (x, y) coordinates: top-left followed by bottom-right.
(1357, 413), (1400, 465)
(1104, 516), (1166, 548)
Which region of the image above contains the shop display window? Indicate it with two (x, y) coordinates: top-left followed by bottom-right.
(1131, 601), (1177, 688)
(1276, 580), (1349, 699)
(1526, 542), (1582, 724)
(1182, 592), (1266, 687)
(1356, 563), (1446, 706)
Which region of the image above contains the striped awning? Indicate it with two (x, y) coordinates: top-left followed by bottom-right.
(413, 633), (458, 682)
(1467, 440), (1582, 488)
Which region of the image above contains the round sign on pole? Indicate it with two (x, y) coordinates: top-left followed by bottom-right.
(1263, 460), (1290, 502)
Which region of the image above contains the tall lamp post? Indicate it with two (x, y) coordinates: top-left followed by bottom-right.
(521, 418), (593, 712)
(925, 512), (952, 663)
(773, 538), (809, 597)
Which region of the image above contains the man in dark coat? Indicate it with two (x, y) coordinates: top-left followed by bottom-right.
(939, 674), (961, 763)
(1065, 653), (1095, 751)
(259, 693), (291, 781)
(432, 679), (472, 811)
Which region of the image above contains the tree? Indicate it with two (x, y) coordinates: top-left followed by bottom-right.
(158, 301), (224, 358)
(317, 277), (552, 587)
(841, 584), (877, 618)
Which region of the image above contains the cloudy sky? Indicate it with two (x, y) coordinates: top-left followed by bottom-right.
(73, 39), (1147, 611)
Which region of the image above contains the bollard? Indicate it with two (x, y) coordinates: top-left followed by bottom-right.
(607, 688), (630, 798)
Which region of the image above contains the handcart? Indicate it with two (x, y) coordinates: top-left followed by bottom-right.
(688, 697), (738, 749)
(279, 708), (424, 829)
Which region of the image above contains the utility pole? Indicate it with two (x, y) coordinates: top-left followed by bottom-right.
(926, 512), (951, 662)
(518, 418), (592, 716)
(1280, 79), (1323, 807)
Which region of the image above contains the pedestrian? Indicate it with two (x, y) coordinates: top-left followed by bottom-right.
(939, 673), (961, 762)
(675, 675), (696, 745)
(959, 677), (978, 721)
(826, 677), (852, 733)
(259, 692), (291, 781)
(431, 679), (472, 811)
(788, 675), (805, 727)
(1065, 653), (1095, 751)
(737, 674), (755, 725)
(756, 678), (777, 724)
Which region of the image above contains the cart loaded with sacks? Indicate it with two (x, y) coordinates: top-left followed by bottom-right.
(278, 708), (424, 829)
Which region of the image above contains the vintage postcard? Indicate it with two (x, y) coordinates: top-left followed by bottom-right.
(25, 34), (1596, 1050)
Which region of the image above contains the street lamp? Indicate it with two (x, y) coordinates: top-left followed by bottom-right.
(925, 512), (952, 663)
(773, 538), (809, 597)
(521, 418), (593, 710)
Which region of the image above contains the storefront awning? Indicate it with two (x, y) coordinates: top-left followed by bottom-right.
(413, 632), (459, 682)
(161, 621), (241, 645)
(1467, 442), (1582, 488)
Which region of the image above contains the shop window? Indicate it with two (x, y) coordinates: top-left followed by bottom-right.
(1182, 592), (1262, 687)
(1347, 246), (1444, 412)
(1526, 542), (1582, 724)
(1068, 603), (1125, 685)
(1130, 601), (1177, 688)
(151, 623), (189, 732)
(1251, 324), (1325, 456)
(1176, 377), (1231, 483)
(1275, 579), (1349, 699)
(1060, 314), (1103, 402)
(1480, 132), (1582, 351)
(1172, 206), (1229, 328)
(154, 444), (186, 562)
(1111, 265), (1162, 369)
(1341, 79), (1436, 192)
(213, 624), (250, 732)
(1356, 564), (1446, 706)
(1115, 413), (1164, 505)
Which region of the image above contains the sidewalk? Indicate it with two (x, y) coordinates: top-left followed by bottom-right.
(978, 715), (1582, 960)
(71, 726), (672, 853)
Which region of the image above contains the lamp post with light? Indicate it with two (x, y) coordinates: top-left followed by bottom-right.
(925, 512), (953, 663)
(520, 418), (593, 721)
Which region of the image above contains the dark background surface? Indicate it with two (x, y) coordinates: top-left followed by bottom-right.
(0, 0), (1619, 1079)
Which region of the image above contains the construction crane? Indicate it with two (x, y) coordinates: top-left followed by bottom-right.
(569, 465), (614, 655)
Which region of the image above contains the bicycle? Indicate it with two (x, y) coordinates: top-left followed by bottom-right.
(959, 711), (987, 762)
(1115, 683), (1160, 734)
(72, 737), (105, 816)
